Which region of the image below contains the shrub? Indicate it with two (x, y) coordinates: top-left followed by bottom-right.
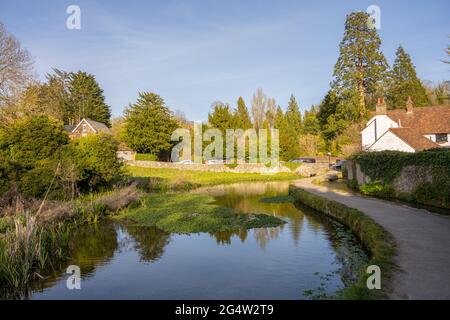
(0, 116), (69, 198)
(18, 159), (58, 199)
(63, 134), (122, 192)
(0, 115), (69, 169)
(359, 181), (394, 198)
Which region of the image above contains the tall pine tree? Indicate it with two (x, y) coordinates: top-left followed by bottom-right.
(388, 46), (429, 108)
(67, 71), (111, 126)
(332, 12), (389, 117)
(285, 94), (302, 132)
(234, 97), (252, 129)
(274, 104), (300, 161)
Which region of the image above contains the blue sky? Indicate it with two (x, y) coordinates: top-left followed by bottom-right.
(0, 0), (448, 121)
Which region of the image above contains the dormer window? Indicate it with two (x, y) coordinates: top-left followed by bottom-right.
(436, 134), (448, 143)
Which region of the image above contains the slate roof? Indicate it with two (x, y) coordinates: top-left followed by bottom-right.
(83, 118), (112, 134)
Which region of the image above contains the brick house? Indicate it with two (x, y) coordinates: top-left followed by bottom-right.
(361, 97), (450, 152)
(64, 118), (112, 139)
(64, 118), (136, 161)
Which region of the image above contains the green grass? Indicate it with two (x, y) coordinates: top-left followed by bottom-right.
(281, 162), (302, 172)
(127, 166), (299, 188)
(289, 185), (395, 300)
(115, 193), (286, 233)
(135, 153), (158, 161)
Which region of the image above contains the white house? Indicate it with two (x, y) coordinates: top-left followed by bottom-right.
(361, 97), (450, 152)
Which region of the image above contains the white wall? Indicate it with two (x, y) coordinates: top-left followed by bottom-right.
(361, 115), (398, 149)
(368, 131), (415, 152)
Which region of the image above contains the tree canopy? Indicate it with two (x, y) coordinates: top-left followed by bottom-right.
(332, 12), (389, 116)
(234, 97), (252, 129)
(123, 92), (178, 158)
(388, 46), (429, 108)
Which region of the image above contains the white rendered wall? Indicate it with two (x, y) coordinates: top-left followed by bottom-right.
(361, 115), (399, 150)
(368, 131), (415, 152)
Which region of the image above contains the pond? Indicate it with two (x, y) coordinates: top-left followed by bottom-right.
(26, 181), (368, 299)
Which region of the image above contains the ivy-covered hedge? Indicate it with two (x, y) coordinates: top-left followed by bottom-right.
(350, 149), (450, 209)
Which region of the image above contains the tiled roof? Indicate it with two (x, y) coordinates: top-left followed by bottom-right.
(63, 125), (76, 132)
(84, 118), (112, 134)
(386, 106), (450, 134)
(389, 128), (440, 151)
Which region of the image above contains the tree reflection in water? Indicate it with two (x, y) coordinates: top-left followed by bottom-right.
(122, 225), (171, 263)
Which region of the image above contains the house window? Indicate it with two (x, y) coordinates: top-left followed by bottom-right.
(81, 123), (88, 136)
(436, 134), (448, 143)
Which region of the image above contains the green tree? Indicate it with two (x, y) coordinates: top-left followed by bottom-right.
(285, 94), (302, 132)
(0, 115), (69, 197)
(208, 101), (235, 133)
(0, 115), (68, 169)
(332, 12), (389, 116)
(123, 92), (178, 159)
(274, 106), (285, 130)
(234, 97), (252, 129)
(67, 71), (111, 126)
(274, 105), (300, 160)
(388, 46), (429, 108)
(317, 89), (360, 142)
(63, 134), (121, 191)
(302, 105), (320, 135)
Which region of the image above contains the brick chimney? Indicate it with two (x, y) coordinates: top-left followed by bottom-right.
(376, 97), (387, 115)
(406, 96), (414, 113)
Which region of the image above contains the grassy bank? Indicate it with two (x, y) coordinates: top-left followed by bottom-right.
(115, 192), (285, 233)
(289, 185), (395, 300)
(127, 166), (299, 190)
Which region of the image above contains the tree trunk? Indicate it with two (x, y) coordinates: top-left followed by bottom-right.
(358, 79), (366, 117)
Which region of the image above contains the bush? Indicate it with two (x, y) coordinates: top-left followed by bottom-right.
(0, 116), (69, 198)
(359, 181), (394, 198)
(63, 134), (122, 192)
(18, 159), (58, 199)
(0, 115), (69, 169)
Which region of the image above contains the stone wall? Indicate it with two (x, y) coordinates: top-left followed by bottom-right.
(127, 160), (329, 176)
(346, 160), (371, 185)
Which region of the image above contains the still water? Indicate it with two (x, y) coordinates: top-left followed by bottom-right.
(30, 181), (367, 299)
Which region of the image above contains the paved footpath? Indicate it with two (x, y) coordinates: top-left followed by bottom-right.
(293, 178), (450, 300)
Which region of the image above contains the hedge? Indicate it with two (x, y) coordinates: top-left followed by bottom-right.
(351, 149), (450, 209)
